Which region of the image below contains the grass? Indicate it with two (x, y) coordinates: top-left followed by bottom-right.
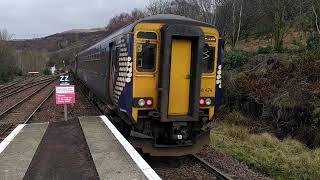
(211, 112), (320, 180)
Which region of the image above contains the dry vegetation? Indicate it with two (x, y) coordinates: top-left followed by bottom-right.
(211, 111), (320, 180)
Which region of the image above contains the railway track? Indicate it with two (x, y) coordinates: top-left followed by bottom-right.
(0, 76), (57, 100)
(0, 78), (26, 92)
(0, 75), (45, 93)
(190, 154), (233, 180)
(147, 154), (233, 180)
(0, 79), (57, 141)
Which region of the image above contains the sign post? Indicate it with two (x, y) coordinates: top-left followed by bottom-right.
(64, 104), (68, 121)
(55, 85), (75, 121)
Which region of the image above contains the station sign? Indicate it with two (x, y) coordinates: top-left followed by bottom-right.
(55, 85), (75, 105)
(59, 75), (70, 85)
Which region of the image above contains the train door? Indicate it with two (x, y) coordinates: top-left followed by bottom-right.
(168, 39), (192, 116)
(108, 42), (118, 106)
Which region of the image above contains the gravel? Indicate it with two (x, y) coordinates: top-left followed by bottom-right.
(197, 145), (272, 180)
(148, 156), (216, 180)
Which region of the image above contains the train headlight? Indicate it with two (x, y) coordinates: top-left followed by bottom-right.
(138, 99), (146, 107)
(134, 98), (153, 108)
(200, 97), (214, 106)
(205, 98), (212, 105)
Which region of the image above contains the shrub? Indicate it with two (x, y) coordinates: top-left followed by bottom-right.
(223, 111), (252, 127)
(305, 33), (320, 61)
(0, 65), (21, 84)
(307, 33), (320, 51)
(223, 51), (250, 70)
(43, 67), (51, 75)
(257, 46), (274, 54)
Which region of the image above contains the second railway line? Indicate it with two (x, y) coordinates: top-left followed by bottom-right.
(0, 77), (58, 141)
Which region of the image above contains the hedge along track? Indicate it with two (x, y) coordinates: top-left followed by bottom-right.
(0, 76), (58, 100)
(0, 79), (57, 141)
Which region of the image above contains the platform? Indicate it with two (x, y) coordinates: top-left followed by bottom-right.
(0, 116), (160, 180)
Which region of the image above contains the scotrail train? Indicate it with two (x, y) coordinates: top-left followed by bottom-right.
(70, 14), (223, 156)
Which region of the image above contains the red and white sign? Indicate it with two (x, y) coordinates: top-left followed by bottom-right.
(55, 85), (75, 105)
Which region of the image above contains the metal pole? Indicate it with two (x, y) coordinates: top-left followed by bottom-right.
(64, 104), (68, 121)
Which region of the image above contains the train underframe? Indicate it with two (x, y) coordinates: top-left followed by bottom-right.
(130, 112), (213, 156)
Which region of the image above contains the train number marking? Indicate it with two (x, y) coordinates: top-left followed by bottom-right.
(201, 88), (213, 93)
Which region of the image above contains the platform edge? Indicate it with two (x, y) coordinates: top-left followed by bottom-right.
(0, 124), (26, 154)
(99, 115), (162, 180)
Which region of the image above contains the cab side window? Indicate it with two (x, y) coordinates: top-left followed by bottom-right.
(137, 43), (156, 72)
(136, 32), (157, 72)
(202, 44), (215, 73)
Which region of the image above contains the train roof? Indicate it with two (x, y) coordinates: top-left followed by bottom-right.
(78, 14), (215, 55)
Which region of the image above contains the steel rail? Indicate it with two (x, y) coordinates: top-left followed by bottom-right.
(0, 79), (57, 119)
(24, 88), (55, 124)
(0, 75), (44, 93)
(0, 77), (57, 100)
(0, 75), (55, 94)
(0, 80), (56, 139)
(0, 78), (26, 92)
(191, 154), (233, 180)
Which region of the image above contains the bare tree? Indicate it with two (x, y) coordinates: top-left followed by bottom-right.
(146, 0), (172, 15)
(0, 29), (16, 66)
(261, 0), (301, 51)
(236, 0), (244, 43)
(231, 0), (236, 47)
(312, 3), (320, 34)
(106, 9), (146, 32)
(229, 0), (245, 48)
(0, 29), (13, 41)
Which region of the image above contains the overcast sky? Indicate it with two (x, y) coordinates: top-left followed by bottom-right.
(0, 0), (147, 39)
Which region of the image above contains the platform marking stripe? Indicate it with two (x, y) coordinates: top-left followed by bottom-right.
(0, 124), (26, 154)
(100, 115), (162, 180)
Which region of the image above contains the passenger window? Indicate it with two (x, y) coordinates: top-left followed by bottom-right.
(137, 32), (157, 40)
(202, 44), (215, 73)
(137, 43), (156, 72)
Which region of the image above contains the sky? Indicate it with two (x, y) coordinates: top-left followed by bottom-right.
(0, 0), (147, 39)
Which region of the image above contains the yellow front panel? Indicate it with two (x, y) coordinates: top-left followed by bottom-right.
(133, 23), (163, 122)
(200, 27), (220, 120)
(168, 39), (192, 116)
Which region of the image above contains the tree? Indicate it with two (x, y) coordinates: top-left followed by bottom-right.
(260, 0), (302, 51)
(0, 29), (16, 66)
(106, 9), (145, 32)
(312, 1), (320, 34)
(146, 0), (172, 15)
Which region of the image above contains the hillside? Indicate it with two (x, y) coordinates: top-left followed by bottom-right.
(10, 29), (109, 67)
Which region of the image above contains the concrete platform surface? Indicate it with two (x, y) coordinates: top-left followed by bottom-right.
(0, 116), (161, 180)
(0, 123), (48, 180)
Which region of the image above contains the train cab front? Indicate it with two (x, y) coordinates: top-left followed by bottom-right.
(130, 22), (220, 156)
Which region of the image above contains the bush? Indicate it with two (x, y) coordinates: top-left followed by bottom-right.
(0, 65), (21, 84)
(43, 67), (51, 75)
(307, 33), (320, 51)
(257, 46), (274, 54)
(305, 33), (320, 60)
(223, 51), (251, 70)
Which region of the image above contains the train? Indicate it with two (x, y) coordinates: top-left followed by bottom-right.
(70, 14), (223, 156)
